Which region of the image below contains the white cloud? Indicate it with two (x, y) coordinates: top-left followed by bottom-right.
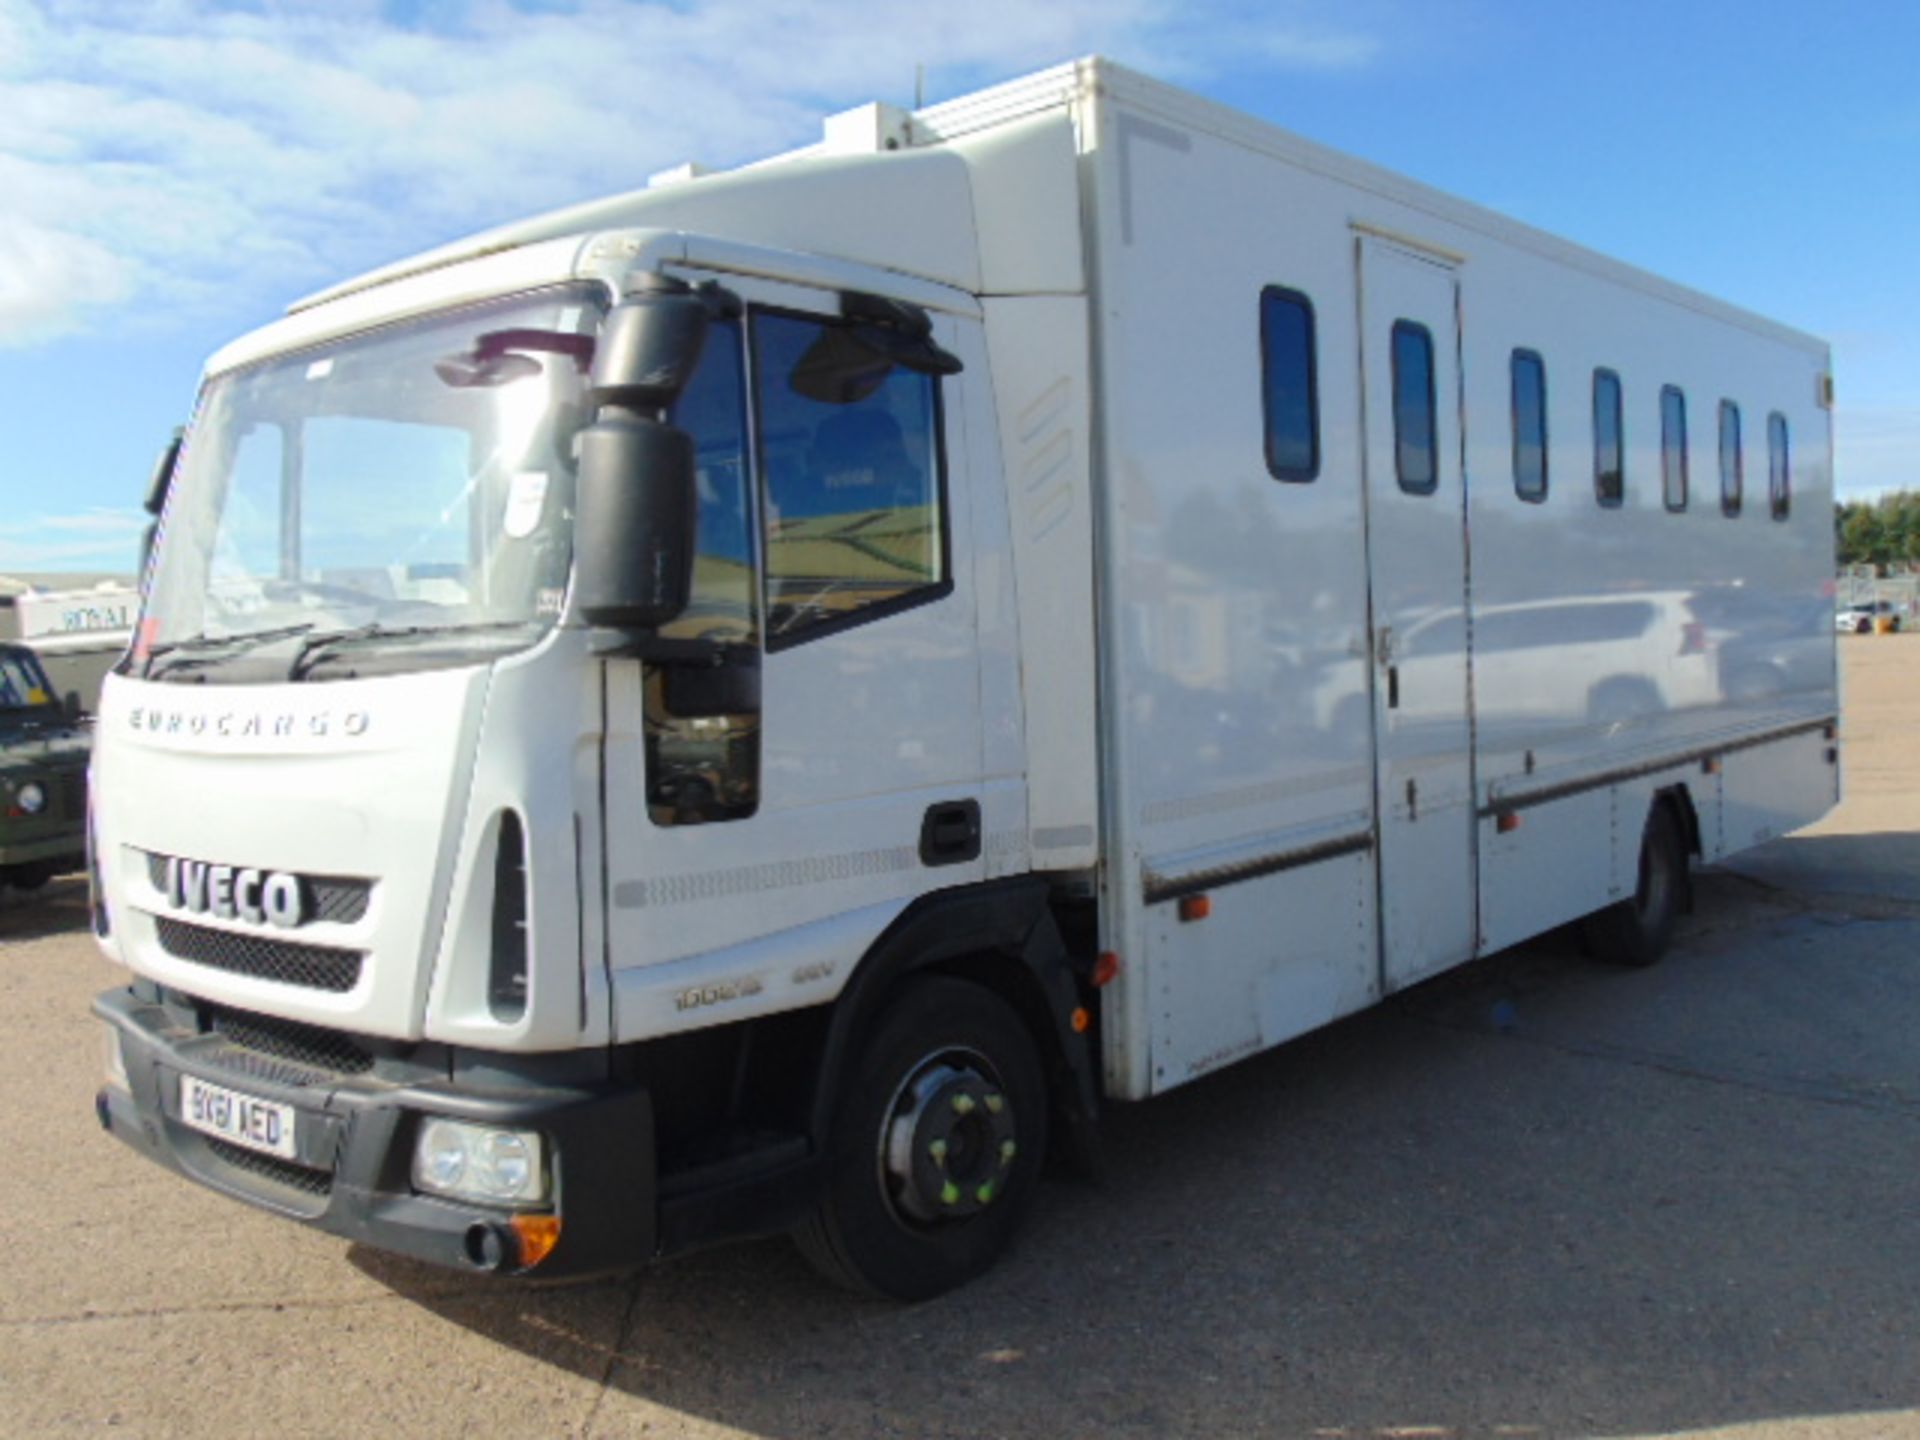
(0, 508), (146, 571)
(0, 216), (135, 343)
(0, 0), (1383, 347)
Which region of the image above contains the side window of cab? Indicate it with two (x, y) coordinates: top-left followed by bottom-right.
(751, 310), (952, 649)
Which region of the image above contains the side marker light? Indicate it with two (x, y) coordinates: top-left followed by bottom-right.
(1090, 952), (1120, 988)
(1178, 894), (1211, 923)
(1070, 1006), (1091, 1034)
(1496, 812), (1521, 834)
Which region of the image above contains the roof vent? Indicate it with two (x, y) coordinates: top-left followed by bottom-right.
(821, 102), (914, 155)
(647, 162), (712, 189)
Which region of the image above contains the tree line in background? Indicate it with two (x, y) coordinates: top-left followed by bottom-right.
(1835, 493), (1920, 572)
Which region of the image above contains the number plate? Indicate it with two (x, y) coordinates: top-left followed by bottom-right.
(179, 1074), (297, 1160)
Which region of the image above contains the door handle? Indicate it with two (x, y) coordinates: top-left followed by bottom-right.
(920, 800), (982, 866)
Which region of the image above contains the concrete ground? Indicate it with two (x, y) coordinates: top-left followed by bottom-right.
(2, 638), (1915, 1440)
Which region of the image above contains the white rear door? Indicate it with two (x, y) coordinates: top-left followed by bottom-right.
(1357, 236), (1478, 989)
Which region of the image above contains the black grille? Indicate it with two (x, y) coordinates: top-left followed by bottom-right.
(204, 1136), (333, 1197)
(310, 876), (372, 925)
(143, 851), (371, 925)
(206, 1007), (373, 1084)
(156, 917), (363, 993)
(59, 769), (86, 821)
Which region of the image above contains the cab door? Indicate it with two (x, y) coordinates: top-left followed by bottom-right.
(599, 274), (987, 1034)
(1357, 236), (1478, 989)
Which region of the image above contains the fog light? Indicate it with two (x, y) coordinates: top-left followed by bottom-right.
(16, 781), (46, 816)
(102, 1027), (129, 1092)
(411, 1118), (549, 1205)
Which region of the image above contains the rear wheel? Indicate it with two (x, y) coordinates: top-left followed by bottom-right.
(1581, 801), (1687, 967)
(795, 976), (1047, 1300)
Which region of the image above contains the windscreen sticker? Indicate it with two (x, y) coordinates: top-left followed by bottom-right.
(503, 471), (550, 539)
(535, 587), (566, 617)
(305, 358), (335, 380)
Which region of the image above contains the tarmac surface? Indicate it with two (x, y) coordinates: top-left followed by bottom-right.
(1, 637), (1915, 1439)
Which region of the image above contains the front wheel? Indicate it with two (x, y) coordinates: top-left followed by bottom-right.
(1580, 801), (1687, 967)
(795, 976), (1048, 1300)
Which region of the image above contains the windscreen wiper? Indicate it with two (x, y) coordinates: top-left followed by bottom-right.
(288, 620), (537, 680)
(145, 623), (317, 679)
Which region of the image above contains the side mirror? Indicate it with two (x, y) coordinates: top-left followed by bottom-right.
(575, 417), (697, 630)
(145, 428), (183, 517)
(573, 277), (739, 633)
(62, 691), (84, 725)
(139, 427), (184, 598)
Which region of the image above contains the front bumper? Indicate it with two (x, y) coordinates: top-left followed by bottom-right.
(1, 828), (85, 869)
(92, 985), (656, 1279)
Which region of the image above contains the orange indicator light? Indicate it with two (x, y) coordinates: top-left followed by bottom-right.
(510, 1214), (562, 1269)
(1070, 1006), (1091, 1034)
(1177, 894), (1211, 922)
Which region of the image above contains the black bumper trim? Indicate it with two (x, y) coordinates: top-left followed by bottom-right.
(93, 986), (657, 1280)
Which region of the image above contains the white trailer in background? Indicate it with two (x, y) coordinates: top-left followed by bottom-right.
(9, 583), (137, 712)
(91, 58), (1838, 1298)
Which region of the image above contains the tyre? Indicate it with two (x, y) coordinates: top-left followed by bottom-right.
(3, 863), (51, 892)
(1580, 801), (1687, 967)
(1586, 676), (1659, 732)
(795, 976), (1048, 1300)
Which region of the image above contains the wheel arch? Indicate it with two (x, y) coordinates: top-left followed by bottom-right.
(1653, 781), (1703, 859)
(809, 877), (1101, 1176)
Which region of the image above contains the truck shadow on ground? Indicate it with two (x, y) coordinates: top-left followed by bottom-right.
(359, 877), (1920, 1438)
(0, 875), (91, 942)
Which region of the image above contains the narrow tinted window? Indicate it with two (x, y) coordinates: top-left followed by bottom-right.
(1260, 287), (1318, 482)
(1768, 412), (1791, 520)
(753, 310), (949, 649)
(1661, 385), (1688, 512)
(650, 318), (759, 826)
(1719, 399), (1743, 517)
(1593, 368), (1623, 508)
(1391, 320), (1437, 495)
(1511, 349), (1547, 502)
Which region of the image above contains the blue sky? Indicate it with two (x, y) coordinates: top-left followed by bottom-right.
(3, 0), (1917, 572)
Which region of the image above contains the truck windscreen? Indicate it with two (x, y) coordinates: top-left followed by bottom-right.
(138, 285), (605, 682)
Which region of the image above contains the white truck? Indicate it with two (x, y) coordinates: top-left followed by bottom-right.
(91, 58), (1840, 1298)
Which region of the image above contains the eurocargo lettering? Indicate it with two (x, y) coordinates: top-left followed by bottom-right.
(91, 59), (1840, 1299)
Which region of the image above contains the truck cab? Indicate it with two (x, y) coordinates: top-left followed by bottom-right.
(90, 195), (1093, 1299)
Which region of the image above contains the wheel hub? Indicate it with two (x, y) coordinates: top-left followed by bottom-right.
(882, 1057), (1017, 1224)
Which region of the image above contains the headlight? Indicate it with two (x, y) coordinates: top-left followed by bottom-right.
(15, 781), (46, 815)
(411, 1118), (549, 1205)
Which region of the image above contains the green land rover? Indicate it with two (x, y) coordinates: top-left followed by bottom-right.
(0, 642), (89, 892)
